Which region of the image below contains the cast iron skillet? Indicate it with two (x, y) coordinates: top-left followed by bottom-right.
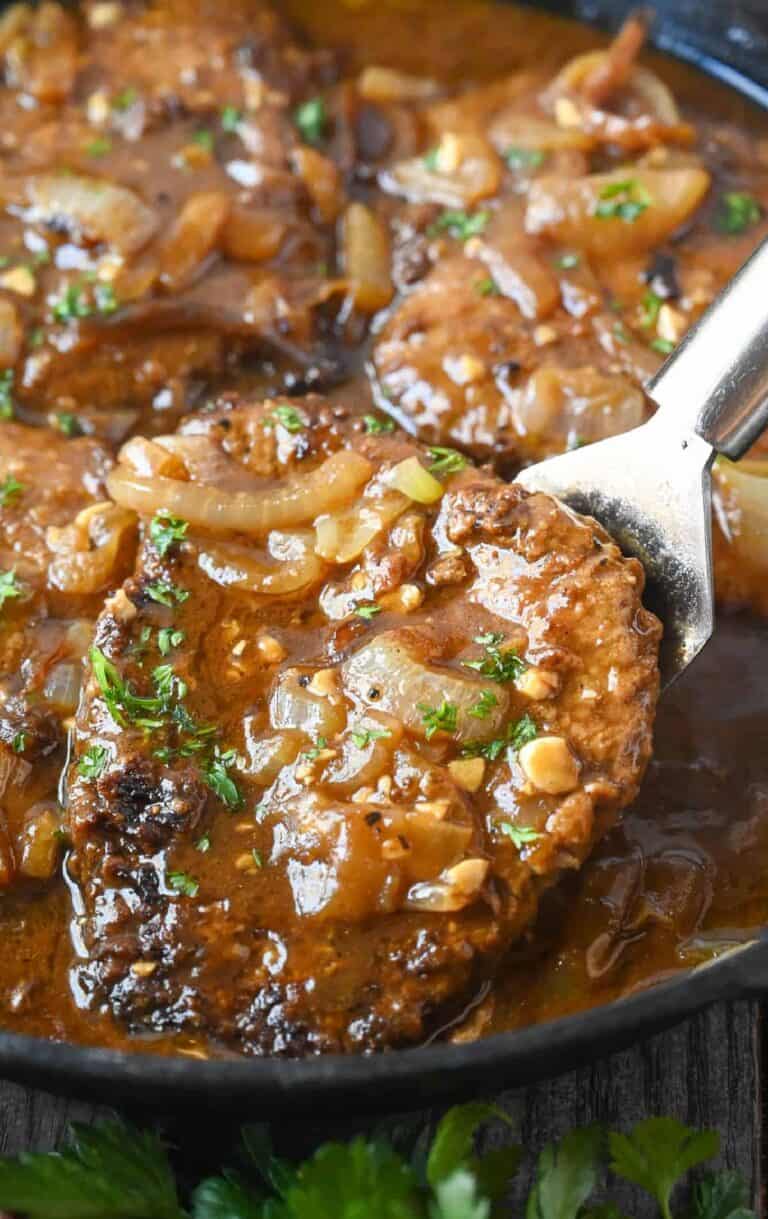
(2, 0), (768, 1114)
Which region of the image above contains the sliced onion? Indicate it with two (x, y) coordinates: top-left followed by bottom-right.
(18, 802), (63, 881)
(525, 168), (710, 259)
(381, 134), (501, 208)
(488, 112), (593, 156)
(357, 65), (440, 102)
(46, 502), (137, 595)
(158, 192), (231, 291)
(223, 207), (286, 263)
(342, 202), (394, 314)
(198, 530), (327, 595)
(320, 713), (403, 794)
(106, 450), (373, 538)
(342, 631), (510, 742)
(270, 669), (348, 739)
(474, 239), (560, 321)
(387, 457), (444, 504)
(0, 298), (21, 368)
(407, 858), (489, 913)
(315, 490), (408, 563)
(243, 727), (305, 785)
(24, 173), (157, 256)
(714, 458), (768, 567)
(291, 146), (344, 223)
(119, 436), (189, 479)
(516, 366), (646, 443)
(42, 661), (81, 713)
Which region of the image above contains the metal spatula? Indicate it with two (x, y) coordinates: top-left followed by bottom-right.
(516, 237), (768, 690)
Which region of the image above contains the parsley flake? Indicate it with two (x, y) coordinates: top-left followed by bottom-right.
(0, 569), (21, 612)
(423, 145), (440, 170)
(0, 475), (23, 507)
(0, 371), (14, 420)
(714, 191), (762, 235)
(462, 632), (526, 684)
(460, 712), (537, 761)
(469, 689), (498, 720)
(55, 412), (84, 438)
(474, 275), (499, 297)
(150, 511), (188, 558)
(264, 403), (307, 433)
(157, 627), (185, 657)
(86, 136), (112, 158)
(427, 446), (469, 477)
(203, 747), (243, 810)
(418, 699), (458, 740)
(89, 647), (165, 730)
(112, 87), (138, 111)
(78, 744), (109, 780)
(196, 834), (211, 853)
(555, 251), (581, 270)
(595, 178), (652, 223)
(651, 337), (675, 355)
(505, 146), (545, 171)
(363, 413), (395, 435)
(428, 208), (490, 241)
(294, 96), (327, 144)
(252, 848), (264, 868)
(168, 871), (199, 898)
(500, 822), (542, 848)
(145, 580), (189, 608)
(640, 289), (662, 328)
(355, 603), (381, 621)
(192, 128), (214, 152)
(350, 726), (391, 749)
(221, 105), (242, 132)
(11, 732), (25, 754)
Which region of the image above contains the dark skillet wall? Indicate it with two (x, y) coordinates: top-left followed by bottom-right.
(518, 0), (768, 90)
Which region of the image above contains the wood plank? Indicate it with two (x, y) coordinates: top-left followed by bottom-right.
(0, 1001), (760, 1217)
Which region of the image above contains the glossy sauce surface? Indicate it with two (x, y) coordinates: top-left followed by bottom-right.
(0, 0), (766, 1056)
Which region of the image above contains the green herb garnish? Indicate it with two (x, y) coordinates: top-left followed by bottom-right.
(264, 404), (307, 433)
(350, 726), (391, 749)
(428, 208), (490, 241)
(152, 663), (188, 705)
(363, 413), (395, 435)
(462, 632), (526, 684)
(11, 732), (25, 754)
(595, 178), (652, 223)
(86, 136), (112, 158)
(78, 744), (109, 780)
(640, 289), (663, 328)
(294, 96), (327, 144)
(51, 284), (91, 323)
(0, 569), (21, 612)
(157, 627), (185, 657)
(192, 128), (214, 152)
(427, 446), (469, 476)
(0, 475), (23, 506)
(505, 146), (545, 171)
(555, 251), (581, 270)
(474, 275), (499, 296)
(714, 190), (762, 235)
(468, 689), (498, 720)
(145, 580), (189, 608)
(89, 647), (165, 730)
(195, 834), (211, 853)
(167, 871), (199, 898)
(251, 848), (264, 868)
(651, 337), (675, 355)
(423, 145), (440, 170)
(112, 86), (138, 111)
(418, 699), (458, 740)
(221, 105), (242, 132)
(203, 747), (243, 810)
(355, 603), (381, 621)
(55, 413), (84, 438)
(500, 822), (542, 848)
(461, 712), (537, 761)
(0, 371), (14, 420)
(150, 512), (188, 558)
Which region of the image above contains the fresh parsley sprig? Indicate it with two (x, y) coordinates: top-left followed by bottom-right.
(0, 1111), (751, 1219)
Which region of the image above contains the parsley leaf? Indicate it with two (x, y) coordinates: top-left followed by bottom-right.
(609, 1118), (719, 1219)
(355, 603), (381, 621)
(158, 628), (185, 657)
(652, 337), (675, 355)
(203, 747), (243, 810)
(0, 370), (14, 419)
(428, 209), (490, 241)
(168, 870), (199, 898)
(0, 1119), (185, 1219)
(461, 713), (537, 761)
(89, 646), (165, 730)
(113, 87), (138, 112)
(423, 145), (441, 170)
(350, 726), (391, 749)
(714, 191), (762, 236)
(56, 412), (85, 438)
(595, 179), (652, 223)
(505, 146), (545, 171)
(418, 699), (458, 740)
(153, 663), (188, 705)
(193, 129), (214, 151)
(555, 251), (580, 270)
(11, 731), (25, 754)
(428, 446), (469, 477)
(294, 97), (327, 145)
(264, 404), (307, 433)
(276, 1139), (420, 1218)
(474, 276), (499, 297)
(690, 1170), (756, 1219)
(51, 283), (92, 323)
(432, 1169), (490, 1219)
(221, 105), (242, 132)
(500, 823), (542, 848)
(78, 744), (109, 781)
(86, 136), (112, 158)
(0, 568), (22, 611)
(150, 512), (188, 558)
(462, 633), (526, 684)
(526, 1125), (604, 1219)
(145, 580), (189, 608)
(192, 1174), (264, 1218)
(427, 1102), (515, 1190)
(363, 413), (395, 435)
(0, 475), (24, 506)
(469, 689), (497, 719)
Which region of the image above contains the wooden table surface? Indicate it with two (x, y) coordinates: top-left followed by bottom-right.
(0, 999), (762, 1215)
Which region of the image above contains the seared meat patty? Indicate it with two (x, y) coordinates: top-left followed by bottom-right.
(65, 394), (660, 1054)
(0, 423), (134, 889)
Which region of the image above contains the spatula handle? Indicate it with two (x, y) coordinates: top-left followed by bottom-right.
(649, 235), (768, 460)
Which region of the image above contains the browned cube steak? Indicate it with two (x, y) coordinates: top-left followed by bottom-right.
(66, 396), (660, 1053)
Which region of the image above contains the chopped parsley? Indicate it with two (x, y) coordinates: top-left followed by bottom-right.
(86, 136), (112, 158)
(418, 699), (458, 740)
(468, 689), (498, 720)
(428, 208), (490, 241)
(505, 146), (545, 171)
(474, 275), (499, 297)
(150, 511), (188, 558)
(152, 663), (188, 705)
(55, 412), (84, 438)
(192, 128), (214, 152)
(221, 105), (242, 132)
(595, 178), (652, 223)
(0, 371), (14, 420)
(251, 848), (264, 868)
(145, 580), (189, 608)
(355, 603), (381, 621)
(0, 475), (23, 507)
(93, 282), (118, 315)
(51, 283), (92, 323)
(350, 726), (391, 749)
(612, 321), (630, 345)
(302, 736), (328, 763)
(554, 251), (580, 270)
(462, 632), (526, 684)
(195, 834), (211, 853)
(294, 96), (327, 144)
(264, 403), (307, 433)
(461, 712), (537, 761)
(157, 627), (185, 657)
(651, 337), (675, 355)
(89, 646), (165, 730)
(167, 871), (199, 898)
(0, 569), (21, 612)
(714, 190), (762, 235)
(11, 732), (25, 754)
(423, 145), (440, 170)
(500, 822), (542, 848)
(427, 446), (469, 476)
(28, 327), (45, 349)
(112, 86), (138, 111)
(363, 413), (395, 435)
(78, 743), (109, 780)
(640, 289), (662, 328)
(203, 747), (243, 810)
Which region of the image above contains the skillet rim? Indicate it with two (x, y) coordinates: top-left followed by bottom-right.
(3, 5), (768, 1110)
